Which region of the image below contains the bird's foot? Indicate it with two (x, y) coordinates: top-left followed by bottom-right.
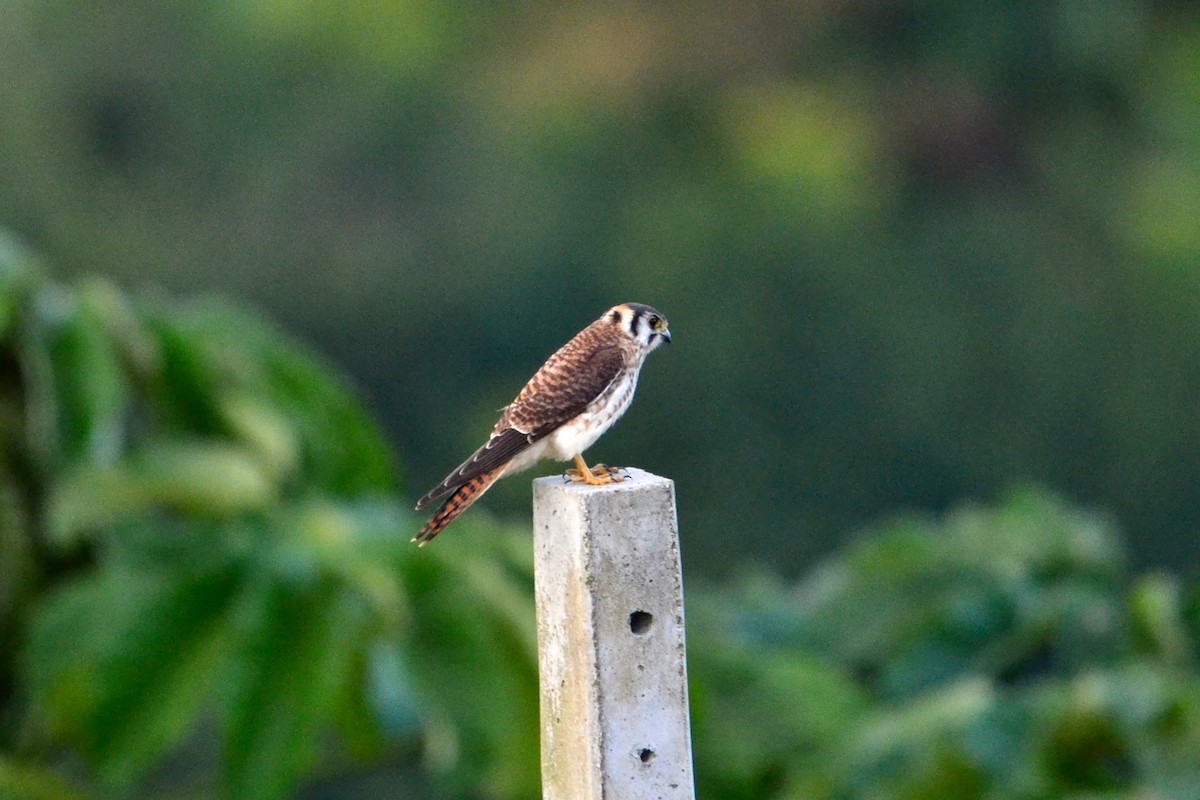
(564, 458), (624, 486)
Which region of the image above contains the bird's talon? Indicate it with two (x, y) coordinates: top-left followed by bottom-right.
(565, 458), (622, 486)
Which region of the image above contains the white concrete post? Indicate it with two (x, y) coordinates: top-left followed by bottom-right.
(532, 468), (695, 800)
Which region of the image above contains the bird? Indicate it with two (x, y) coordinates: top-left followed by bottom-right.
(413, 302), (671, 544)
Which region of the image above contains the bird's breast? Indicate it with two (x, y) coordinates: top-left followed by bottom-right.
(544, 369), (639, 460)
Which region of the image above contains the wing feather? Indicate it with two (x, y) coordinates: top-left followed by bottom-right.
(415, 427), (532, 510)
(504, 342), (626, 435)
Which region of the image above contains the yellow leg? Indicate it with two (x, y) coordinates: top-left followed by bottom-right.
(565, 454), (623, 485)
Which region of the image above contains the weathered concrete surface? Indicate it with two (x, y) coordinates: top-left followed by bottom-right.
(533, 468), (695, 800)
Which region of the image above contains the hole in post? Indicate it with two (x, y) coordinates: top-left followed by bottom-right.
(629, 610), (653, 634)
(638, 748), (655, 764)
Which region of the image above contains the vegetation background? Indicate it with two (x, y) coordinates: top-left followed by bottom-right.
(2, 1), (1200, 798)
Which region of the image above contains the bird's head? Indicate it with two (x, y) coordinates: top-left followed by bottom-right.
(608, 303), (671, 351)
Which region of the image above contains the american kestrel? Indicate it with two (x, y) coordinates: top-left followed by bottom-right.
(413, 302), (671, 544)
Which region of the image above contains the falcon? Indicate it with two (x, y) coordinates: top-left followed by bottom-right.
(414, 302), (671, 544)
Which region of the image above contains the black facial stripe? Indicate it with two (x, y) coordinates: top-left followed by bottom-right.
(632, 308), (647, 340)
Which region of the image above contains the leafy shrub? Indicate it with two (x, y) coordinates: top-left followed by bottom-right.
(690, 491), (1200, 800)
(0, 233), (540, 800)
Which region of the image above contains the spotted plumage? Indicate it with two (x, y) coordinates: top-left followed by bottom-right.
(414, 303), (671, 544)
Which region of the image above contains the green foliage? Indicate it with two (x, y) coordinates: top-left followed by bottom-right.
(0, 235), (543, 799)
(400, 530), (541, 798)
(141, 301), (398, 496)
(6, 229), (1200, 799)
(0, 755), (92, 800)
(687, 491), (1200, 799)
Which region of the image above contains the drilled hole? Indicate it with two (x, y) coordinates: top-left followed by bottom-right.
(638, 748), (655, 764)
(629, 610), (653, 634)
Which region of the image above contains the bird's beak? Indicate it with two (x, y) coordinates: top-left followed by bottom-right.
(660, 329), (672, 344)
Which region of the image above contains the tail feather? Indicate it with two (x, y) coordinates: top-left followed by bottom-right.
(413, 468), (503, 545)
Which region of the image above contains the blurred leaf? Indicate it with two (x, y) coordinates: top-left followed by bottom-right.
(850, 678), (996, 768)
(218, 393), (300, 481)
(1130, 574), (1191, 665)
(364, 635), (424, 738)
(0, 463), (33, 651)
(146, 302), (229, 434)
(690, 641), (866, 799)
(19, 284), (126, 472)
(220, 579), (368, 800)
(25, 564), (241, 788)
(1122, 155), (1200, 261)
(75, 278), (162, 389)
(225, 0), (465, 71)
(401, 521), (540, 798)
(45, 439), (277, 546)
(0, 756), (91, 800)
(144, 301), (398, 496)
(0, 230), (43, 341)
(783, 489), (1124, 697)
(277, 500), (409, 624)
(719, 80), (888, 220)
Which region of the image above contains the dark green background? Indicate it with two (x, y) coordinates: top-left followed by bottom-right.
(4, 0), (1200, 576)
(5, 3), (1200, 798)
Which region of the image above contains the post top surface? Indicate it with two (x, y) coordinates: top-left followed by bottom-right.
(533, 467), (671, 498)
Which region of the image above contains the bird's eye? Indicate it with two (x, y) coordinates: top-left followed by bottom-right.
(648, 315), (661, 329)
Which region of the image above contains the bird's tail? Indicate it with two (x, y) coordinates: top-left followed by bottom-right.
(412, 468), (504, 545)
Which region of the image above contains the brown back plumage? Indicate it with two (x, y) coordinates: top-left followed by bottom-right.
(502, 335), (628, 434)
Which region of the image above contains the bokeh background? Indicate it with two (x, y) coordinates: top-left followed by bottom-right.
(4, 1), (1200, 798)
(5, 0), (1200, 575)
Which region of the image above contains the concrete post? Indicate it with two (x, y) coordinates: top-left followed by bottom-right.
(532, 468), (695, 800)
